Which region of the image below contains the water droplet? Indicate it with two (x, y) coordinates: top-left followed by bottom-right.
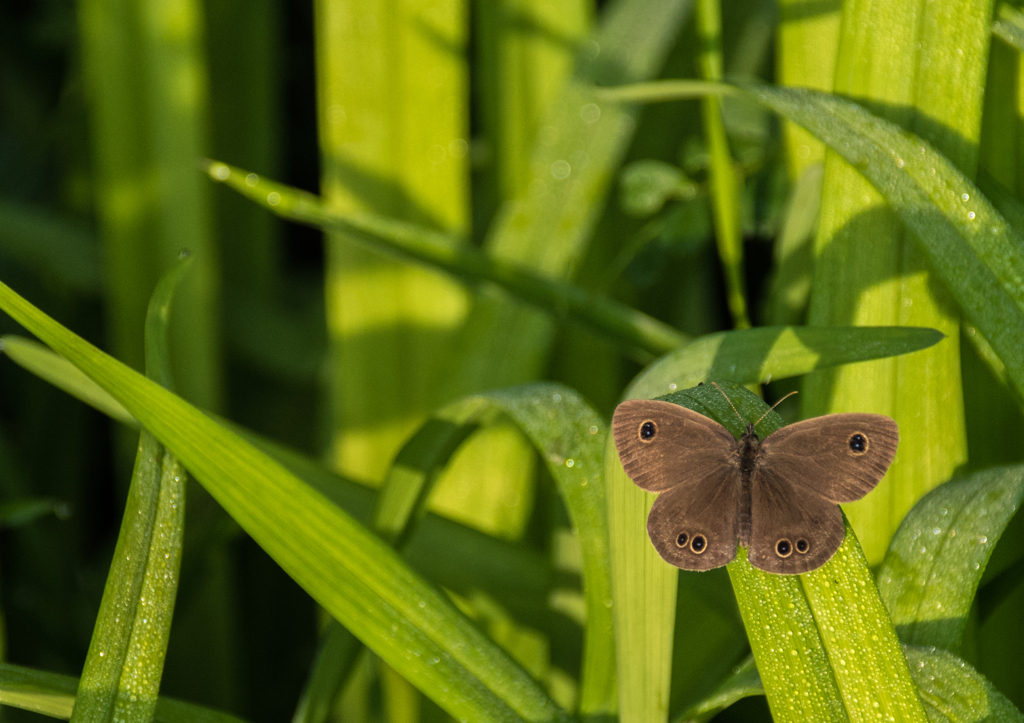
(669, 383), (677, 390)
(961, 193), (970, 201)
(552, 393), (561, 402)
(551, 160), (571, 180)
(932, 527), (941, 535)
(940, 508), (948, 515)
(565, 459), (575, 468)
(895, 158), (904, 168)
(979, 536), (988, 544)
(212, 163), (230, 180)
(449, 139), (468, 159)
(589, 425), (598, 434)
(267, 192), (281, 206)
(580, 103), (601, 124)
(245, 173), (259, 187)
(967, 211), (976, 220)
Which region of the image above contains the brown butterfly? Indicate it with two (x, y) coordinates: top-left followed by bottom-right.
(612, 390), (898, 574)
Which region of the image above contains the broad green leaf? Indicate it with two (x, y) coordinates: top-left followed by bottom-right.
(878, 466), (1024, 652)
(602, 80), (1024, 400)
(1, 336), (136, 427)
(0, 662), (247, 723)
(0, 280), (568, 723)
(904, 646), (1024, 722)
(714, 384), (925, 723)
(608, 325), (943, 723)
(72, 259), (190, 723)
(672, 656), (762, 723)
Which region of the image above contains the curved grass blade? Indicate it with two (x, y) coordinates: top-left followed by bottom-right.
(877, 466), (1024, 652)
(1, 336), (136, 427)
(904, 646), (1024, 722)
(0, 662), (247, 723)
(0, 279), (570, 723)
(695, 0), (749, 329)
(672, 656), (762, 723)
(341, 383), (614, 718)
(625, 325), (943, 399)
(602, 79), (1024, 399)
(708, 383), (925, 722)
(72, 258), (191, 723)
(0, 333), (558, 636)
(203, 161), (685, 361)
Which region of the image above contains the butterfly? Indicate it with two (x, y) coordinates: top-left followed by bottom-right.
(612, 388), (898, 574)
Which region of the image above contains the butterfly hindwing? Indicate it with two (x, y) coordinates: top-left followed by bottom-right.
(747, 465), (845, 574)
(646, 463), (742, 571)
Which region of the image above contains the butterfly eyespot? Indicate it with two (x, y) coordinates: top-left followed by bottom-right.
(690, 534), (707, 554)
(675, 532), (689, 548)
(638, 420), (658, 442)
(796, 539), (809, 554)
(848, 432), (869, 454)
(775, 539), (793, 558)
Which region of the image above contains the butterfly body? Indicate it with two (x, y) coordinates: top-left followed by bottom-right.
(612, 399), (898, 574)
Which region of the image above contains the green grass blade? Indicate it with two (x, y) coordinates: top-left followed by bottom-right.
(700, 385), (925, 720)
(625, 325), (943, 399)
(904, 646), (1024, 722)
(291, 624), (363, 723)
(604, 80), (1024, 404)
(0, 662), (248, 723)
(71, 260), (191, 723)
(687, 383), (926, 723)
(878, 466), (1024, 652)
(465, 385), (614, 717)
(370, 383), (614, 717)
(0, 280), (570, 723)
(0, 498), (61, 528)
(608, 328), (941, 723)
(0, 336), (136, 427)
(695, 0), (750, 329)
(203, 160), (686, 359)
(672, 656), (762, 723)
(0, 334), (558, 636)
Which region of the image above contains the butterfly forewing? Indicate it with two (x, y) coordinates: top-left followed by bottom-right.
(758, 413), (898, 503)
(612, 400), (737, 492)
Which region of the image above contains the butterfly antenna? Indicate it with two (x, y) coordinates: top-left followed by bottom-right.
(754, 390), (799, 426)
(711, 382), (746, 426)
